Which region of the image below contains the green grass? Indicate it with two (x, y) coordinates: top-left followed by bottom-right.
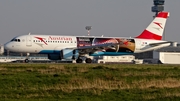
(0, 63), (180, 101)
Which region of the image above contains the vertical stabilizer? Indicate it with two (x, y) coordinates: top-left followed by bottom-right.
(136, 12), (169, 40)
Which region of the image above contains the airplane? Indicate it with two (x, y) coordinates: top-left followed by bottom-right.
(4, 12), (171, 63)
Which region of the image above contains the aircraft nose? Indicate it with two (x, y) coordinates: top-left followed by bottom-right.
(4, 42), (13, 50)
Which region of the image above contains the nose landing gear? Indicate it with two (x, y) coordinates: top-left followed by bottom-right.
(24, 58), (29, 63)
(24, 53), (30, 63)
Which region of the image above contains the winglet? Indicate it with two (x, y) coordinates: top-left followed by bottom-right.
(135, 12), (169, 40)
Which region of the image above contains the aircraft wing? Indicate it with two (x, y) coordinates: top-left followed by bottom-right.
(149, 41), (172, 47)
(67, 43), (119, 54)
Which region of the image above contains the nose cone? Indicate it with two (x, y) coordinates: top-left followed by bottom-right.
(4, 42), (12, 51)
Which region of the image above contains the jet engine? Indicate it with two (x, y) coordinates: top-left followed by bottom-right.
(48, 49), (79, 60)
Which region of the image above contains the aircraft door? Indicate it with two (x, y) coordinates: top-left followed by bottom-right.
(135, 40), (142, 50)
(26, 36), (32, 46)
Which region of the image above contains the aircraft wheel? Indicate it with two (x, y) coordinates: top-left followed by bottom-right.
(76, 58), (83, 63)
(24, 59), (29, 63)
(85, 58), (92, 63)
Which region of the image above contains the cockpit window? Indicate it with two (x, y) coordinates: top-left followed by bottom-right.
(11, 38), (21, 42)
(11, 38), (15, 41)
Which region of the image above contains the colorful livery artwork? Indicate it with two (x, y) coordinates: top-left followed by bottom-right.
(77, 37), (135, 53)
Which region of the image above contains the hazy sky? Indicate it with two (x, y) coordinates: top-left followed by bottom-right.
(0, 0), (180, 44)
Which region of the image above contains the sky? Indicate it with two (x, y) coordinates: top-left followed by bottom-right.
(0, 0), (180, 44)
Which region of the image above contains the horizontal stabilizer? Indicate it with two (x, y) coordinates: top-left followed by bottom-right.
(149, 41), (172, 47)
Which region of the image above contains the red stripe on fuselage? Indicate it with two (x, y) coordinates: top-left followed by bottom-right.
(35, 37), (48, 45)
(136, 30), (162, 40)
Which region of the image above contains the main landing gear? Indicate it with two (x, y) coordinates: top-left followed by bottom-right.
(76, 57), (92, 63)
(85, 58), (92, 63)
(76, 58), (83, 63)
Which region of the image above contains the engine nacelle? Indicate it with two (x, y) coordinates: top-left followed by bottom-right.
(48, 49), (79, 60)
(48, 54), (61, 60)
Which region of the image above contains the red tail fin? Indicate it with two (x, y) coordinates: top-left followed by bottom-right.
(135, 12), (169, 40)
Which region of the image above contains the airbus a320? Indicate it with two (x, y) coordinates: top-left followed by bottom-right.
(4, 12), (171, 63)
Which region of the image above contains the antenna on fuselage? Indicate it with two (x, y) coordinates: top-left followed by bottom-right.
(85, 26), (92, 36)
(28, 32), (31, 35)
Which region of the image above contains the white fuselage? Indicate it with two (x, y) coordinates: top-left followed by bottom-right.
(4, 35), (170, 55)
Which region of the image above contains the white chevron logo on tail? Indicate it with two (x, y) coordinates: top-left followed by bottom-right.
(136, 12), (169, 40)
